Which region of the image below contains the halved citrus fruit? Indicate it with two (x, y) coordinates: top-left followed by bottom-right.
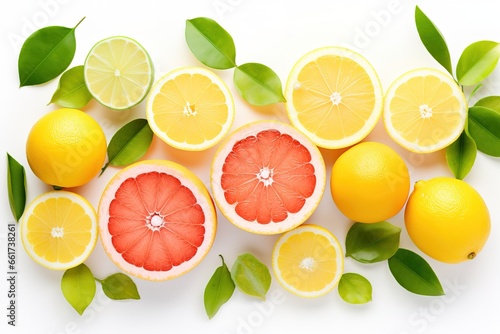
(383, 68), (467, 153)
(84, 36), (154, 110)
(285, 46), (383, 149)
(210, 120), (326, 235)
(21, 191), (98, 270)
(272, 224), (344, 298)
(146, 67), (235, 151)
(98, 160), (217, 281)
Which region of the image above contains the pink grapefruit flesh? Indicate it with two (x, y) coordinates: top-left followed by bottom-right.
(211, 121), (326, 235)
(99, 160), (216, 281)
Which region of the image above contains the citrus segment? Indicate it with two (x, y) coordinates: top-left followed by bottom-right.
(272, 224), (344, 298)
(405, 177), (490, 263)
(383, 68), (467, 153)
(147, 67), (235, 151)
(84, 36), (154, 110)
(98, 160), (217, 281)
(211, 121), (326, 235)
(285, 47), (383, 149)
(21, 191), (98, 270)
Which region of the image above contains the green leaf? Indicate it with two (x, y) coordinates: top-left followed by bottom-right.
(345, 222), (401, 263)
(185, 17), (236, 70)
(61, 263), (96, 315)
(414, 6), (452, 75)
(97, 273), (140, 300)
(338, 273), (372, 304)
(445, 130), (477, 180)
(18, 17), (85, 87)
(234, 63), (286, 106)
(204, 255), (235, 319)
(475, 95), (500, 114)
(456, 41), (500, 86)
(388, 248), (444, 296)
(49, 65), (92, 108)
(6, 153), (26, 222)
(101, 118), (153, 174)
(231, 253), (271, 300)
(468, 106), (500, 156)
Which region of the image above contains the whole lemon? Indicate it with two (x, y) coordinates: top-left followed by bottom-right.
(405, 177), (490, 264)
(26, 108), (107, 188)
(330, 141), (410, 223)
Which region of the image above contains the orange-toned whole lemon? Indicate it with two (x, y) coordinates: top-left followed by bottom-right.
(330, 141), (410, 223)
(405, 177), (491, 264)
(26, 108), (107, 188)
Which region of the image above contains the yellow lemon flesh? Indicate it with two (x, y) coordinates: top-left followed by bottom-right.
(330, 141), (410, 223)
(21, 191), (98, 270)
(272, 224), (344, 298)
(26, 108), (107, 188)
(405, 177), (490, 264)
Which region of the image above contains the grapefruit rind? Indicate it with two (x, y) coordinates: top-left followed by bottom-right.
(271, 224), (344, 298)
(20, 191), (98, 271)
(210, 120), (326, 235)
(285, 46), (384, 149)
(98, 160), (217, 281)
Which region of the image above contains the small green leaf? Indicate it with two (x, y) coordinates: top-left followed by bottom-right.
(49, 65), (92, 108)
(338, 273), (372, 304)
(18, 17), (85, 86)
(414, 6), (452, 75)
(97, 273), (140, 300)
(468, 106), (500, 156)
(388, 249), (444, 296)
(204, 255), (235, 319)
(61, 263), (96, 315)
(475, 95), (500, 114)
(185, 17), (236, 69)
(101, 118), (153, 174)
(231, 253), (271, 300)
(445, 130), (477, 180)
(345, 222), (401, 263)
(456, 41), (500, 86)
(7, 153), (26, 222)
(234, 63), (286, 106)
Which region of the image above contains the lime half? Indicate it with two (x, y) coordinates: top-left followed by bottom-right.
(84, 36), (154, 110)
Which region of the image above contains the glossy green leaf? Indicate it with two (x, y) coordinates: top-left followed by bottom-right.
(61, 263), (96, 315)
(6, 153), (26, 222)
(96, 273), (140, 300)
(18, 17), (85, 87)
(234, 63), (286, 106)
(338, 273), (372, 304)
(345, 222), (401, 263)
(457, 41), (500, 86)
(388, 249), (444, 296)
(101, 118), (153, 174)
(49, 65), (92, 108)
(468, 106), (500, 156)
(415, 6), (452, 75)
(185, 17), (236, 69)
(204, 255), (235, 319)
(445, 130), (477, 180)
(475, 95), (500, 114)
(231, 253), (271, 300)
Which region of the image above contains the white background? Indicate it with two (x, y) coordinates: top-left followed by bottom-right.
(1, 0), (500, 333)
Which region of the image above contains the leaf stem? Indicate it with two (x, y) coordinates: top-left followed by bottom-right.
(74, 17), (86, 29)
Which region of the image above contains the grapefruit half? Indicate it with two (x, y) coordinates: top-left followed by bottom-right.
(211, 121), (326, 235)
(98, 160), (217, 281)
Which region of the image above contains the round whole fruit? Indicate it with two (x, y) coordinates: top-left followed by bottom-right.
(405, 177), (490, 264)
(330, 141), (410, 223)
(26, 108), (107, 188)
(98, 160), (217, 281)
